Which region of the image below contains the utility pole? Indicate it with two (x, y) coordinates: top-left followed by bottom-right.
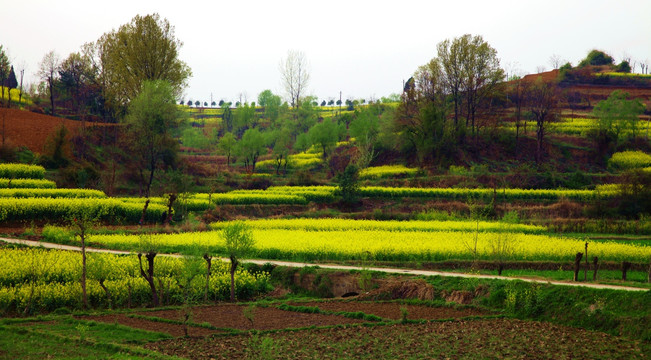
(339, 91), (342, 115)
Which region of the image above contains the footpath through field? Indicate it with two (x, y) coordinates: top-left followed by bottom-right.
(2, 237), (648, 292)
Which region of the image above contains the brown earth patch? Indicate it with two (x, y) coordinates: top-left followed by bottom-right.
(287, 300), (486, 320)
(138, 304), (368, 331)
(0, 108), (115, 153)
(76, 314), (219, 338)
(146, 318), (649, 360)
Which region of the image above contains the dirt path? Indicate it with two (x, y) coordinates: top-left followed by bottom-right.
(1, 237), (648, 292)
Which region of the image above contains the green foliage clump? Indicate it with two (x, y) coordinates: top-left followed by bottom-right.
(579, 50), (614, 67)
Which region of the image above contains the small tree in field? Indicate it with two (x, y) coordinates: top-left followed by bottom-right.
(138, 234), (159, 306)
(175, 246), (204, 336)
(88, 253), (118, 309)
(70, 209), (100, 309)
(337, 164), (360, 206)
(222, 222), (255, 302)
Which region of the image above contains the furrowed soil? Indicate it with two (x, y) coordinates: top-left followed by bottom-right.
(146, 318), (650, 360)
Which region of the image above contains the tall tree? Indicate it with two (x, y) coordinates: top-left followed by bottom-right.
(279, 50), (310, 109)
(0, 46), (9, 107)
(237, 128), (267, 173)
(98, 13), (191, 114)
(124, 80), (181, 198)
(308, 119), (340, 159)
(527, 77), (559, 164)
(38, 50), (61, 116)
(460, 35), (504, 136)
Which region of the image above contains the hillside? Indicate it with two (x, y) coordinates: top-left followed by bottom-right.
(0, 108), (114, 153)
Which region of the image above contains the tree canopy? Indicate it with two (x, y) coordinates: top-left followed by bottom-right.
(98, 13), (192, 113)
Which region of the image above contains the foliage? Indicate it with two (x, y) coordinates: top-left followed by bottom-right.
(0, 164), (45, 179)
(592, 90), (645, 144)
(608, 151), (651, 170)
(96, 13), (192, 112)
(74, 222), (651, 263)
(0, 178), (57, 189)
(0, 188), (106, 198)
(0, 248), (269, 312)
(359, 165), (418, 179)
(0, 197), (166, 223)
(578, 50), (614, 67)
(308, 119), (340, 159)
(336, 164), (360, 205)
(123, 79), (181, 197)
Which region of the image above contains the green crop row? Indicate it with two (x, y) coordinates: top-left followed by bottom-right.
(194, 193), (308, 205)
(0, 188), (106, 199)
(0, 178), (56, 189)
(115, 196), (214, 212)
(209, 218), (546, 234)
(359, 165), (419, 179)
(0, 198), (166, 224)
(0, 164), (46, 179)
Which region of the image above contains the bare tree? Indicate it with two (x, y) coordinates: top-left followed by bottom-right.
(536, 65), (546, 74)
(527, 77), (559, 163)
(279, 50), (310, 109)
(548, 54), (565, 69)
(38, 50), (61, 116)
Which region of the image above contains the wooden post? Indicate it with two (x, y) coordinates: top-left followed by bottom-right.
(573, 252), (583, 282)
(592, 256), (599, 281)
(622, 261), (631, 281)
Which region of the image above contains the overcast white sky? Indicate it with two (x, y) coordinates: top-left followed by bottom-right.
(1, 0), (650, 104)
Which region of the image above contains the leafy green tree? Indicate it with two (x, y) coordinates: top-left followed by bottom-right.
(234, 102), (257, 135)
(88, 253), (118, 309)
(97, 13), (192, 113)
(294, 132), (311, 153)
(124, 80), (181, 198)
(592, 90), (645, 147)
(308, 119), (339, 159)
(579, 50), (614, 67)
(436, 34), (504, 135)
(222, 222), (255, 302)
(218, 132), (237, 166)
(237, 128), (267, 173)
(269, 128), (292, 175)
(258, 90), (282, 125)
(349, 107), (380, 168)
(337, 164), (360, 205)
(221, 102), (233, 132)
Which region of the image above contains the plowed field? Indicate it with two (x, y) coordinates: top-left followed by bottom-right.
(0, 108), (114, 153)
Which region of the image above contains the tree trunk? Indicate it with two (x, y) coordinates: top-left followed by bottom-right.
(230, 255), (238, 302)
(140, 199), (150, 225)
(592, 256), (599, 281)
(573, 252), (583, 281)
(138, 252), (159, 306)
(81, 235), (88, 308)
(203, 254), (212, 302)
(99, 279), (112, 309)
(584, 242), (589, 281)
(622, 261), (631, 281)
